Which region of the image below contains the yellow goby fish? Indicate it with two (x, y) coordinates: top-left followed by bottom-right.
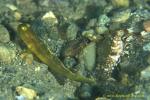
(17, 23), (95, 84)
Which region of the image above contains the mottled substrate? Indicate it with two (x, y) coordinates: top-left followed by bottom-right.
(0, 44), (77, 99)
(0, 0), (150, 100)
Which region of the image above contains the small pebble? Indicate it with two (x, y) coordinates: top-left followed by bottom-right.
(16, 95), (26, 100)
(20, 53), (34, 64)
(66, 23), (78, 40)
(111, 0), (129, 8)
(16, 86), (37, 100)
(95, 97), (110, 100)
(97, 14), (110, 26)
(141, 66), (150, 79)
(95, 26), (108, 35)
(42, 11), (58, 25)
(6, 4), (18, 11)
(82, 30), (102, 42)
(14, 11), (22, 21)
(143, 20), (150, 32)
(141, 31), (149, 38)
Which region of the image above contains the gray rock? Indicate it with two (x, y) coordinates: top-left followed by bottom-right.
(0, 25), (10, 43)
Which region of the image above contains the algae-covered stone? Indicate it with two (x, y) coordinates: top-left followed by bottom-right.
(95, 26), (108, 35)
(66, 23), (79, 40)
(111, 9), (131, 23)
(0, 42), (16, 63)
(94, 14), (110, 34)
(111, 0), (129, 8)
(141, 66), (150, 79)
(0, 25), (10, 43)
(82, 42), (96, 71)
(97, 14), (110, 26)
(86, 18), (97, 29)
(82, 29), (96, 41)
(82, 29), (103, 42)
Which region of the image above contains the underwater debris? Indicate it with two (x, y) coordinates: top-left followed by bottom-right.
(17, 23), (95, 84)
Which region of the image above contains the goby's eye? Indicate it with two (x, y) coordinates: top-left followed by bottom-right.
(21, 26), (28, 31)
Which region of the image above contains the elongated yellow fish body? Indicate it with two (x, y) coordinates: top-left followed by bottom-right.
(17, 23), (95, 84)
